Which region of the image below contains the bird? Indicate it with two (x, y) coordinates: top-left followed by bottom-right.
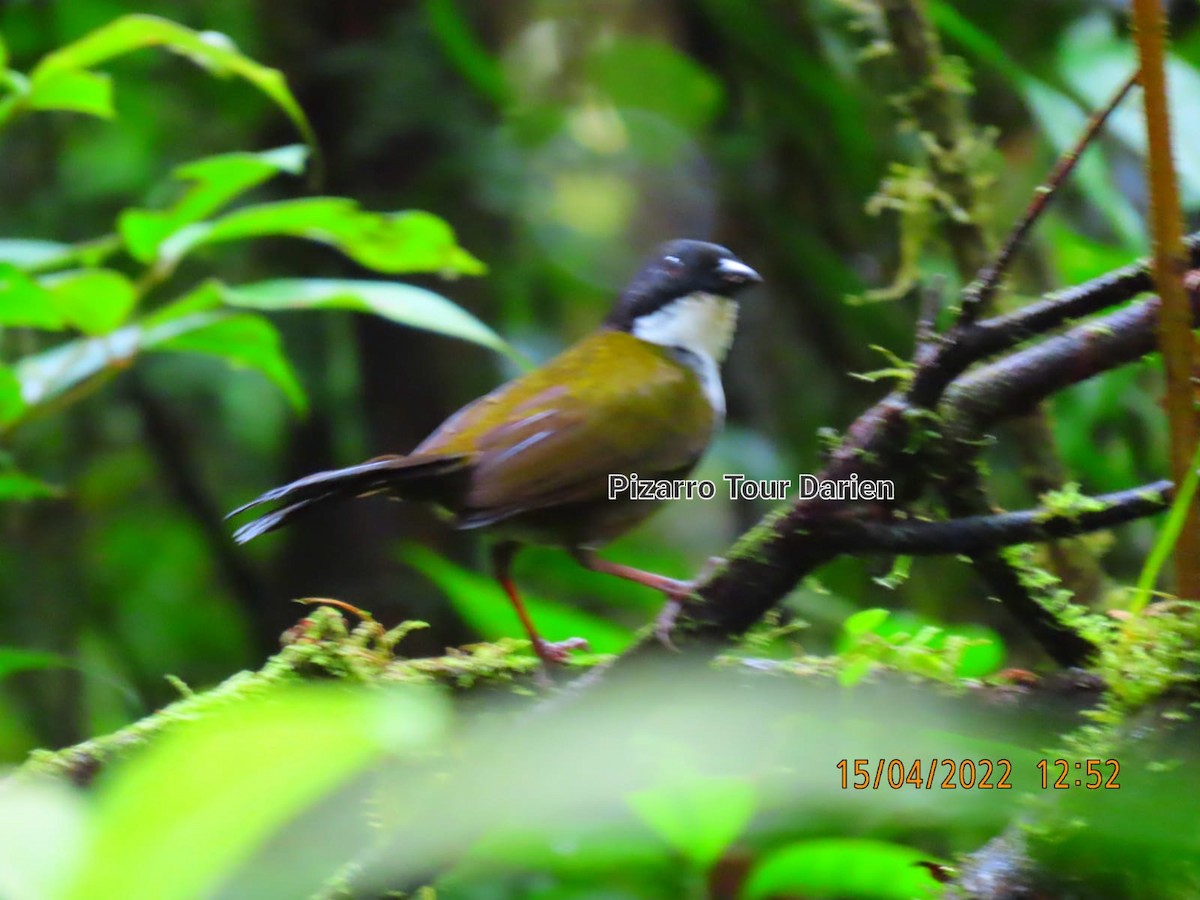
(228, 239), (761, 664)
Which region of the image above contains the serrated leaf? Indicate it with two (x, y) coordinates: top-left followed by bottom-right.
(0, 264), (63, 329)
(120, 145), (309, 262)
(400, 544), (635, 655)
(0, 647), (69, 681)
(160, 199), (485, 276)
(30, 14), (315, 149)
(0, 239), (72, 269)
(744, 839), (943, 899)
(40, 268), (137, 334)
(627, 774), (755, 870)
(64, 685), (446, 900)
(27, 67), (114, 117)
(149, 312), (306, 412)
(221, 277), (519, 362)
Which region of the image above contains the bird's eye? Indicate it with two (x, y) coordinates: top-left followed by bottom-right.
(662, 255), (683, 275)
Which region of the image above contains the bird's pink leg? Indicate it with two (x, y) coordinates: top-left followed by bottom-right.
(492, 542), (588, 665)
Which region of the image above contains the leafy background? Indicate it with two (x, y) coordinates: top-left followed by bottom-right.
(1, 2), (1198, 898)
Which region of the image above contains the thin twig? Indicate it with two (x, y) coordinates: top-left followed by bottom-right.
(958, 69), (1141, 326)
(806, 481), (1171, 555)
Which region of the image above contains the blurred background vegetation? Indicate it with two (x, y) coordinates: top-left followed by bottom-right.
(6, 2), (1200, 898)
(1, 0), (1196, 783)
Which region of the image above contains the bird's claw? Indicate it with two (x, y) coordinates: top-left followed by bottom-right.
(653, 557), (726, 649)
(533, 636), (589, 665)
(654, 600), (683, 650)
(697, 555), (727, 581)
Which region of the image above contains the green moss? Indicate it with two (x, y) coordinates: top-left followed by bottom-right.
(17, 606), (581, 780)
(1035, 482), (1108, 521)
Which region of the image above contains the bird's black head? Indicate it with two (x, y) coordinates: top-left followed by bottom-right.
(605, 240), (761, 332)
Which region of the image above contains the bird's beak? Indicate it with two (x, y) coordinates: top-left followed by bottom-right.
(716, 258), (762, 287)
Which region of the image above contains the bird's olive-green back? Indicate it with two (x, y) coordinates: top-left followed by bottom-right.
(414, 329), (717, 520)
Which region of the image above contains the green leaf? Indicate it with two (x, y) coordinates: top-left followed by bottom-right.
(0, 239), (73, 269)
(1131, 439), (1200, 613)
(0, 467), (59, 500)
(27, 66), (113, 117)
(0, 264), (63, 329)
(221, 277), (519, 362)
(842, 607), (890, 639)
(743, 839), (943, 899)
(142, 280), (224, 326)
(838, 656), (874, 687)
(40, 269), (137, 334)
(149, 312), (307, 412)
(0, 32), (8, 71)
(11, 297), (293, 412)
(161, 198), (486, 276)
(15, 322), (144, 409)
(64, 685), (447, 900)
(30, 14), (316, 149)
(120, 145), (309, 262)
(0, 647), (70, 682)
(0, 364), (25, 427)
(424, 0), (510, 106)
(627, 774), (755, 870)
(400, 544), (635, 655)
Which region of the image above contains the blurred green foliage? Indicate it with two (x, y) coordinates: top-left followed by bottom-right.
(2, 1), (1199, 897)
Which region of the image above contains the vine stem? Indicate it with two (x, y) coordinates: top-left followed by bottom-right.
(1130, 0), (1200, 600)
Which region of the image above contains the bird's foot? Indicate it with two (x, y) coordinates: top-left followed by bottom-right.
(653, 556), (727, 649)
(533, 636), (589, 665)
(654, 600), (684, 649)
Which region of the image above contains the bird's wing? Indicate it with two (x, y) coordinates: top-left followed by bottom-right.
(417, 332), (717, 525)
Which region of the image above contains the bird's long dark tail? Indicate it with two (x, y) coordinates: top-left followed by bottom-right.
(227, 454), (471, 544)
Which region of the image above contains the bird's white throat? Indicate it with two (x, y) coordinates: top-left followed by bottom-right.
(631, 291), (738, 419)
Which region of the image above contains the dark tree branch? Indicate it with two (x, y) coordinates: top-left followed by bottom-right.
(808, 481), (1171, 555)
(931, 459), (1098, 667)
(941, 296), (1169, 436)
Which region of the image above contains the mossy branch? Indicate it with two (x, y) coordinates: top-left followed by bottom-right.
(16, 607), (551, 784)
